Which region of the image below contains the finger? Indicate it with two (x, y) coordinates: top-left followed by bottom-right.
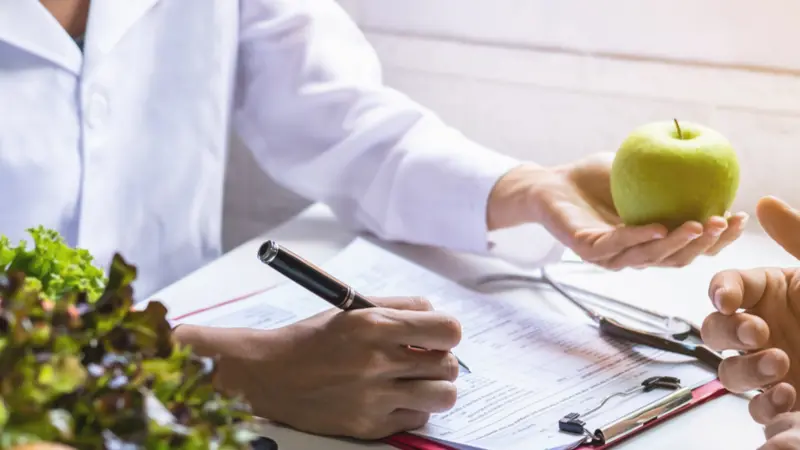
(760, 429), (800, 450)
(700, 312), (770, 351)
(369, 297), (434, 312)
(388, 346), (460, 382)
(718, 349), (790, 393)
(708, 269), (778, 315)
(758, 196), (800, 260)
(766, 412), (800, 440)
(393, 379), (458, 413)
(386, 409), (430, 434)
(602, 221), (704, 269)
(751, 383), (797, 425)
(706, 212), (749, 256)
(352, 409), (430, 440)
(660, 216), (728, 267)
(364, 309), (462, 351)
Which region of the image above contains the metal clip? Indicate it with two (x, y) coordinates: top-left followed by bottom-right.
(558, 376), (682, 437)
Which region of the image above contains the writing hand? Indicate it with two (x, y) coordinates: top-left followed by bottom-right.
(177, 296), (461, 440)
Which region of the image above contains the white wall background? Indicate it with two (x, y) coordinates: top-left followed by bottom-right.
(222, 0), (800, 249)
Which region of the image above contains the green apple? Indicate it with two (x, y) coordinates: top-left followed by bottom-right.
(610, 120), (740, 230)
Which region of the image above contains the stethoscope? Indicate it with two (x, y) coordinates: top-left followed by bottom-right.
(473, 261), (725, 371)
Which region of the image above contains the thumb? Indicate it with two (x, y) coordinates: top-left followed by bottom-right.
(756, 196), (800, 260)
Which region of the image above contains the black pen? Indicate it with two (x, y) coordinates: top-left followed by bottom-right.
(257, 240), (470, 373)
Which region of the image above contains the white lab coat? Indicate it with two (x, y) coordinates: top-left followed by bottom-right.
(0, 0), (559, 299)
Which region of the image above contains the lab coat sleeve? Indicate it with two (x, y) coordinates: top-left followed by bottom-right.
(233, 0), (555, 256)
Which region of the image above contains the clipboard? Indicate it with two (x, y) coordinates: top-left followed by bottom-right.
(169, 289), (729, 450)
(382, 379), (728, 450)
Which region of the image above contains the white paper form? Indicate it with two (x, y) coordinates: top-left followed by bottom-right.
(177, 238), (717, 450)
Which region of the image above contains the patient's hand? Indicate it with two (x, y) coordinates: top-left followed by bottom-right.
(701, 196), (800, 425)
(762, 412), (800, 449)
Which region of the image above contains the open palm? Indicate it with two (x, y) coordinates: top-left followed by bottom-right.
(533, 152), (747, 270)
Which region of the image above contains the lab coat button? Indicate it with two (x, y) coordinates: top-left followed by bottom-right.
(86, 93), (109, 128)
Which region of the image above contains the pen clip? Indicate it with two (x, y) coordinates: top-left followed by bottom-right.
(589, 385), (694, 446)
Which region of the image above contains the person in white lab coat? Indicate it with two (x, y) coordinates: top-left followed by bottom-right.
(2, 0), (748, 441)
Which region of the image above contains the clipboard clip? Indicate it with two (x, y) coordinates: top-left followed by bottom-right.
(558, 376), (685, 445)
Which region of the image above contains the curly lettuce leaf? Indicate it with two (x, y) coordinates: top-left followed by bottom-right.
(0, 227), (107, 302)
(0, 228), (260, 449)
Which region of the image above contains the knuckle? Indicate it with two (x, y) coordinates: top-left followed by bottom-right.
(355, 310), (388, 334)
(362, 348), (389, 377)
(788, 275), (800, 317)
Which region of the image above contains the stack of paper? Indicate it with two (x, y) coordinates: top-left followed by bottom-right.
(177, 238), (717, 450)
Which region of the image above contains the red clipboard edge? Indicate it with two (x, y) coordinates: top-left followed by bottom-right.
(384, 434), (458, 450)
(381, 380), (728, 450)
(577, 378), (728, 450)
(168, 287), (275, 322)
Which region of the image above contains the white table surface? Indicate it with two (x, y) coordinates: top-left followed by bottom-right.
(153, 203), (799, 450)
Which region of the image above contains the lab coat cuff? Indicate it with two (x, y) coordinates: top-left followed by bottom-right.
(424, 143), (523, 254)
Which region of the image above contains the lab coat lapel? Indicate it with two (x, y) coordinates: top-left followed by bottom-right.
(0, 0), (82, 75)
(85, 0), (160, 56)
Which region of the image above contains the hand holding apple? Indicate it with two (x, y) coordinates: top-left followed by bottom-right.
(487, 120), (747, 270)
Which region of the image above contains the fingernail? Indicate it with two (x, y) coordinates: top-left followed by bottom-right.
(773, 386), (793, 408)
(689, 233), (703, 240)
(759, 353), (781, 377)
(653, 232), (666, 239)
(737, 321), (758, 346)
(740, 214), (750, 229)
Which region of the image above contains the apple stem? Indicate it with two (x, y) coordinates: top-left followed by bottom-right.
(674, 118), (684, 139)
